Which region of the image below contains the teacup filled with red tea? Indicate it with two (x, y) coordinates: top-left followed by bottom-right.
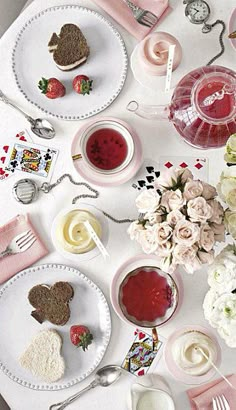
(119, 266), (178, 327)
(80, 120), (134, 174)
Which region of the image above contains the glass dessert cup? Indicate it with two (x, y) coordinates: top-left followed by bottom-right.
(127, 65), (236, 149)
(79, 120), (135, 174)
(118, 266), (179, 328)
(164, 325), (221, 385)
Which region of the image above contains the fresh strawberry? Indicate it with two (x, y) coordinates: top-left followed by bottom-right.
(70, 325), (93, 351)
(38, 77), (66, 99)
(72, 75), (93, 95)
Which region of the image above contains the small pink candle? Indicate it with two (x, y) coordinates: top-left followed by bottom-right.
(138, 32), (182, 76)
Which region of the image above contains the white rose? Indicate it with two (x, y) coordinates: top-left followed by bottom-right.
(210, 293), (236, 328)
(173, 219), (200, 246)
(159, 255), (177, 274)
(137, 225), (159, 254)
(224, 210), (236, 239)
(161, 189), (185, 212)
(128, 221), (144, 241)
(166, 210), (185, 226)
(217, 169), (236, 210)
(155, 222), (173, 245)
(187, 197), (213, 223)
(218, 322), (236, 348)
(199, 224), (215, 252)
(203, 289), (220, 324)
(183, 180), (203, 200)
(135, 190), (160, 213)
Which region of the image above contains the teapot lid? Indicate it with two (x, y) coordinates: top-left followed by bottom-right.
(193, 71), (236, 124)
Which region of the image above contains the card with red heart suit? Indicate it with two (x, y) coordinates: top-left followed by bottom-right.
(121, 328), (164, 376)
(159, 156), (209, 181)
(0, 130), (31, 182)
(4, 141), (59, 180)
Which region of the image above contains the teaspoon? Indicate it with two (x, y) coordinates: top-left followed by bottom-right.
(0, 89), (55, 139)
(49, 365), (122, 410)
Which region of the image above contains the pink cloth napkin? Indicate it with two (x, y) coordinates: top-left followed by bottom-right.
(187, 374), (236, 410)
(0, 214), (48, 284)
(92, 0), (171, 40)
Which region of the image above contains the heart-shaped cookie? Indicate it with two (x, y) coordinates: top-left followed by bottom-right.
(20, 330), (65, 383)
(48, 24), (90, 71)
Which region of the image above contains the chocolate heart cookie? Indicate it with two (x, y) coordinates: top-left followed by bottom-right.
(28, 281), (74, 325)
(48, 24), (90, 71)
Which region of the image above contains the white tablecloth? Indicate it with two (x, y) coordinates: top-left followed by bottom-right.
(0, 0), (235, 409)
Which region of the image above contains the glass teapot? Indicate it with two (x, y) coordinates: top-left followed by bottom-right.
(127, 65), (236, 149)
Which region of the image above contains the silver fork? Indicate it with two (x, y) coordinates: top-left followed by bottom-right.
(212, 394), (230, 410)
(0, 230), (36, 258)
(124, 0), (158, 28)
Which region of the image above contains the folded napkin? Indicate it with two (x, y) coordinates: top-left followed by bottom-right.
(0, 214), (48, 284)
(187, 374), (236, 410)
(92, 0), (171, 40)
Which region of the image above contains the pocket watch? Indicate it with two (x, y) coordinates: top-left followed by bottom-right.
(183, 0), (226, 65)
(184, 0), (210, 25)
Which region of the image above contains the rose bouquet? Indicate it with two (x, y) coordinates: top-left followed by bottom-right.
(203, 245), (236, 348)
(128, 168), (225, 274)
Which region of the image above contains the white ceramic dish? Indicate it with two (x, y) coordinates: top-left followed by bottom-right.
(164, 325), (221, 385)
(51, 203), (109, 262)
(0, 264), (111, 390)
(12, 5), (128, 120)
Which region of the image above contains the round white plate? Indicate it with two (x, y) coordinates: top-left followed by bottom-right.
(0, 264), (111, 390)
(51, 203), (109, 262)
(12, 5), (128, 120)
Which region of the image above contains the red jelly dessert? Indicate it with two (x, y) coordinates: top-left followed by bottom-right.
(120, 268), (173, 323)
(86, 128), (128, 171)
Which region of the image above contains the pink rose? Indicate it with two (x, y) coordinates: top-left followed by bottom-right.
(198, 250), (214, 264)
(173, 244), (197, 265)
(187, 197), (213, 223)
(166, 210), (185, 226)
(155, 222), (173, 245)
(211, 222), (225, 242)
(128, 221), (144, 240)
(161, 189), (185, 212)
(138, 226), (159, 254)
(201, 182), (217, 200)
(144, 211), (163, 225)
(156, 240), (174, 257)
(155, 168), (193, 191)
(159, 255), (177, 274)
(173, 219), (200, 246)
(183, 180), (203, 200)
(199, 224), (215, 251)
(208, 199), (224, 224)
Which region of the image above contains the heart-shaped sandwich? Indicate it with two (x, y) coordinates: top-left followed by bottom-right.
(20, 330), (65, 383)
(48, 24), (90, 71)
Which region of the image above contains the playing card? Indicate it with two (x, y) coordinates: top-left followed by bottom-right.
(0, 130), (31, 182)
(159, 156), (209, 181)
(131, 159), (160, 192)
(121, 329), (163, 377)
(4, 141), (58, 180)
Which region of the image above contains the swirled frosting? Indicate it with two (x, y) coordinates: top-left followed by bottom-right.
(56, 209), (102, 254)
(171, 331), (217, 376)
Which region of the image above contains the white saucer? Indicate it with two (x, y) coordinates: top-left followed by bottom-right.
(51, 203), (109, 262)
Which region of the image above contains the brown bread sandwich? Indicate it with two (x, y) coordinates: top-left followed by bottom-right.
(48, 24), (90, 71)
(28, 281), (74, 325)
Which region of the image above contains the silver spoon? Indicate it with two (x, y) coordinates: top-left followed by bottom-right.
(49, 365), (122, 410)
(0, 90), (55, 139)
